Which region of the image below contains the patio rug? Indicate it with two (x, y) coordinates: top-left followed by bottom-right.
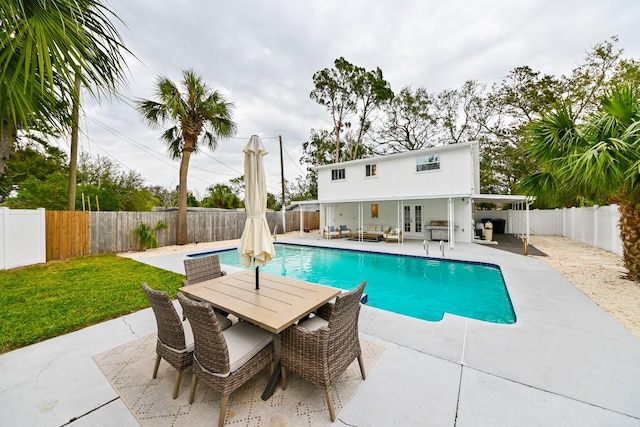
(93, 333), (384, 426)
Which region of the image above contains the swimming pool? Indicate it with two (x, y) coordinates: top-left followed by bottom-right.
(190, 243), (516, 324)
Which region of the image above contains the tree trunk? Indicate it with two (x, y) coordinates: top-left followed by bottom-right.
(0, 120), (17, 178)
(177, 147), (193, 245)
(334, 126), (341, 163)
(68, 73), (81, 211)
(619, 200), (640, 282)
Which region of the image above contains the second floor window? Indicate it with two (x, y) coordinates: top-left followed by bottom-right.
(331, 168), (346, 181)
(365, 164), (377, 177)
(416, 154), (440, 172)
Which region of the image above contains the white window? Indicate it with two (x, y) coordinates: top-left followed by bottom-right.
(331, 168), (346, 181)
(365, 164), (377, 177)
(416, 154), (440, 171)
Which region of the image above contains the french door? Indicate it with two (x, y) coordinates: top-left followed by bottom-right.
(403, 204), (423, 238)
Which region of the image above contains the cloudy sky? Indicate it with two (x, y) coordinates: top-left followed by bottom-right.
(72, 0), (639, 199)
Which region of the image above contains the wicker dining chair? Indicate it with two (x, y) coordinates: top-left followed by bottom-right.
(183, 254), (226, 287)
(280, 281), (367, 422)
(142, 283), (194, 399)
(177, 293), (275, 427)
(182, 255), (232, 325)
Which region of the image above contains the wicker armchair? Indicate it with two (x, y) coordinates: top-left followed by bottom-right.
(280, 281), (367, 422)
(177, 293), (275, 427)
(142, 283), (194, 399)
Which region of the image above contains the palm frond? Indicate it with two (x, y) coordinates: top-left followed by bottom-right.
(523, 103), (580, 163)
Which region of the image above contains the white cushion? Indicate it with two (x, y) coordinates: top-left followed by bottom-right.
(299, 315), (328, 331)
(223, 321), (273, 374)
(183, 319), (195, 352)
(215, 312), (233, 330)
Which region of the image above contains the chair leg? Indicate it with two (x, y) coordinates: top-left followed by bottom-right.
(324, 388), (336, 422)
(189, 375), (198, 404)
(357, 353), (366, 380)
(281, 366), (287, 390)
(173, 370), (183, 399)
(152, 354), (161, 378)
(218, 394), (230, 427)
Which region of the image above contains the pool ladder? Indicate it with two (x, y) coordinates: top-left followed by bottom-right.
(423, 240), (446, 257)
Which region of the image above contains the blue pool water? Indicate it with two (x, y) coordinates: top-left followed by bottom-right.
(191, 243), (516, 324)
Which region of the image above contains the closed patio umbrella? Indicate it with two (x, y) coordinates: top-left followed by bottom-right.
(238, 135), (275, 289)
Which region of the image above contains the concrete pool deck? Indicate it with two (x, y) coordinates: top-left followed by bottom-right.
(1, 235), (639, 426)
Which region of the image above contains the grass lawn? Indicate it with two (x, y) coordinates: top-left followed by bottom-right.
(0, 253), (184, 354)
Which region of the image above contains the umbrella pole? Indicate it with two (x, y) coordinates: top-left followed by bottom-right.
(255, 261), (259, 290)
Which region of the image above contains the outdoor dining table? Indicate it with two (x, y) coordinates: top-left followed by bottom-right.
(180, 269), (341, 399)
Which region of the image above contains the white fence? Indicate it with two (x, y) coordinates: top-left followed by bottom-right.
(0, 207), (46, 270)
(0, 205), (624, 269)
(477, 205), (622, 256)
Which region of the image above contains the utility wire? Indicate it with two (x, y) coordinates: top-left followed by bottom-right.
(81, 95), (305, 194)
(282, 144), (307, 175)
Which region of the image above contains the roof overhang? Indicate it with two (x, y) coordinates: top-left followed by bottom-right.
(311, 193), (534, 205)
(471, 194), (535, 204)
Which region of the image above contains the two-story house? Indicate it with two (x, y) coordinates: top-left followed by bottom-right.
(313, 141), (531, 246)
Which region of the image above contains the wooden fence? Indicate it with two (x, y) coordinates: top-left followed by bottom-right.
(45, 211), (90, 261)
(45, 210), (320, 259)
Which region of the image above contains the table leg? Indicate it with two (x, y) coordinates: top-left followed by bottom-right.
(261, 361), (281, 400)
(261, 334), (281, 400)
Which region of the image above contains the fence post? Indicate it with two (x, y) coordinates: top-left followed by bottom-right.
(571, 207), (576, 241)
(593, 205), (598, 249)
(612, 204), (620, 255)
(37, 208), (46, 263)
(0, 207), (7, 269)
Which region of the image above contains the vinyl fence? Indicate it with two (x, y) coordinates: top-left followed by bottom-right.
(479, 205), (622, 256)
(0, 207), (46, 270)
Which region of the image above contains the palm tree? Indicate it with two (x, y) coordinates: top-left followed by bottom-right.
(137, 69), (236, 245)
(520, 85), (640, 281)
(0, 0), (129, 178)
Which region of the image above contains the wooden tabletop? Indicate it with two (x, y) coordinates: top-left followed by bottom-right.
(180, 269), (340, 333)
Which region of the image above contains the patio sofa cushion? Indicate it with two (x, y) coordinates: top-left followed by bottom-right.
(384, 228), (403, 243)
(364, 225), (390, 235)
(323, 226), (341, 239)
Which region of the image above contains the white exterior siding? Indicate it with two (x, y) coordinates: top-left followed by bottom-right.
(317, 142), (479, 202)
(315, 143), (481, 243)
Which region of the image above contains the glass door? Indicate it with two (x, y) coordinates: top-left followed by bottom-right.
(403, 204), (423, 237)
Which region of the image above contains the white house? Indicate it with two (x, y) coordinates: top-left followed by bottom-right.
(312, 141), (532, 247)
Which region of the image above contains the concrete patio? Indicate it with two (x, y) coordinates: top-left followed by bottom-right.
(1, 235), (639, 426)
